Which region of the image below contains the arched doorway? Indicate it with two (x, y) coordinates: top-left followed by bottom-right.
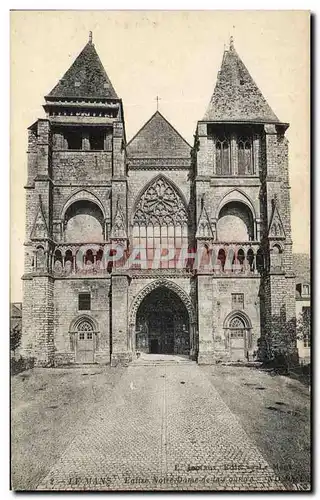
(135, 287), (190, 355)
(224, 312), (252, 362)
(70, 316), (99, 364)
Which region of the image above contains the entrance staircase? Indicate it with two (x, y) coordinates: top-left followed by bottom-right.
(131, 353), (194, 366)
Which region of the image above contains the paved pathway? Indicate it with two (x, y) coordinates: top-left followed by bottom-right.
(37, 362), (289, 491)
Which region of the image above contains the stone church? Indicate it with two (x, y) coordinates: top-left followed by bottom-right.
(21, 34), (298, 366)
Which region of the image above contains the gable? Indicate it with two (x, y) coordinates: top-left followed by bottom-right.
(30, 196), (48, 240)
(127, 112), (191, 159)
(196, 202), (214, 239)
(11, 303), (22, 318)
(110, 197), (127, 239)
(268, 197), (285, 239)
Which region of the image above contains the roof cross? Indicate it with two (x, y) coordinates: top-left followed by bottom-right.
(155, 95), (161, 111)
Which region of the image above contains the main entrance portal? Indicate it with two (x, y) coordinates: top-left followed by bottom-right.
(135, 287), (190, 355)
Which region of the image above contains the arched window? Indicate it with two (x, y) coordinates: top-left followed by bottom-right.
(54, 249), (63, 273)
(270, 244), (282, 269)
(216, 136), (231, 175)
(228, 315), (252, 350)
(78, 319), (94, 340)
(85, 249), (94, 269)
(36, 246), (45, 270)
(238, 137), (253, 175)
(233, 248), (245, 272)
(230, 316), (246, 329)
(247, 248), (255, 272)
(256, 248), (264, 273)
(217, 201), (254, 241)
(64, 200), (104, 243)
(96, 249), (103, 270)
(65, 249), (73, 274)
(217, 248), (226, 271)
(132, 176), (188, 269)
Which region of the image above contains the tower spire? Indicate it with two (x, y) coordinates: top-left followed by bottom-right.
(203, 42), (280, 122)
(45, 37), (118, 100)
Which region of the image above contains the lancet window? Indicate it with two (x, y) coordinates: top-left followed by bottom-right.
(216, 136), (231, 175)
(132, 177), (189, 269)
(238, 137), (253, 175)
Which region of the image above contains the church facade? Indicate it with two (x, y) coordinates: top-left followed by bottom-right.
(21, 35), (298, 366)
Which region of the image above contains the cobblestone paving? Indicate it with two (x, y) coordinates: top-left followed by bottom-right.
(37, 363), (295, 491)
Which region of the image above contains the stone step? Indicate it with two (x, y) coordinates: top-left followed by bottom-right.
(131, 361), (194, 366)
(131, 363), (194, 367)
(220, 361), (263, 367)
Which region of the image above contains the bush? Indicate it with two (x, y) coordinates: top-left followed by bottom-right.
(10, 356), (35, 376)
(10, 324), (22, 355)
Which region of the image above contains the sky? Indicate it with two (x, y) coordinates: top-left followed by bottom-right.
(10, 10), (310, 301)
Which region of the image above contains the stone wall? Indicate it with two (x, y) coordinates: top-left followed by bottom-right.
(53, 278), (111, 365)
(197, 276), (260, 364)
(52, 151), (112, 182)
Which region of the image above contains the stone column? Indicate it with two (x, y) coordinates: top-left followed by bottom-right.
(196, 123), (210, 177)
(25, 276), (55, 366)
(197, 274), (215, 364)
(253, 134), (260, 174)
(82, 131), (90, 150)
(231, 133), (237, 175)
(111, 272), (132, 366)
(212, 136), (216, 175)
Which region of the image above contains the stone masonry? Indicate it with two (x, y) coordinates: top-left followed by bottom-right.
(21, 34), (298, 367)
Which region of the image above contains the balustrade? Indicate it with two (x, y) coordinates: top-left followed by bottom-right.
(50, 243), (118, 276)
(199, 243), (264, 275)
(41, 241), (264, 276)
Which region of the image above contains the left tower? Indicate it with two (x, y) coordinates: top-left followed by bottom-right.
(22, 34), (127, 366)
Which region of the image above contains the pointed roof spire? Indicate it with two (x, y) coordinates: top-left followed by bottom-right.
(30, 194), (48, 240)
(110, 196), (127, 240)
(196, 195), (214, 239)
(203, 42), (279, 123)
(47, 37), (118, 99)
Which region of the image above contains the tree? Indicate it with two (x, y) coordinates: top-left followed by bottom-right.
(10, 324), (22, 354)
(296, 307), (311, 347)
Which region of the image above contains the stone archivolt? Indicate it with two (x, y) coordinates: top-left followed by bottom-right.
(130, 279), (196, 325)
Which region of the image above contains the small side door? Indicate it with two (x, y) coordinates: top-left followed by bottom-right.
(76, 330), (94, 363)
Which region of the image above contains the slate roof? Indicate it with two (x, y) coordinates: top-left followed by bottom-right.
(292, 253), (310, 285)
(47, 41), (118, 100)
(10, 302), (22, 318)
(127, 111), (191, 158)
(203, 44), (279, 123)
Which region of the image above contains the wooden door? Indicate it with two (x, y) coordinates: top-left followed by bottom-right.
(161, 315), (174, 354)
(230, 329), (246, 361)
(76, 330), (94, 363)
